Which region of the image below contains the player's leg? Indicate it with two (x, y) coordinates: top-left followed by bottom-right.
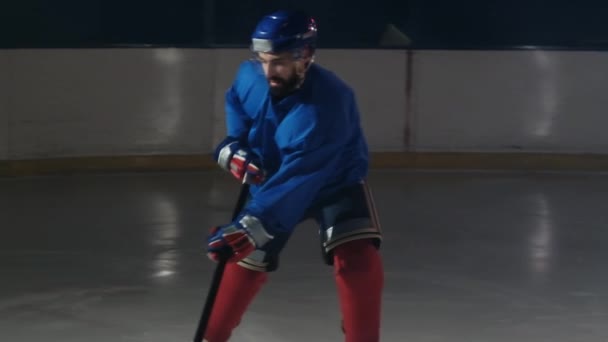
(317, 180), (384, 342)
(334, 239), (383, 342)
(204, 237), (286, 342)
(204, 261), (267, 342)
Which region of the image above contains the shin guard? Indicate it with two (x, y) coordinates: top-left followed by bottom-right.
(204, 262), (267, 342)
(334, 239), (384, 342)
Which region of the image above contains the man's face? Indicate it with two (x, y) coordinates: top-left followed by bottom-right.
(256, 51), (308, 98)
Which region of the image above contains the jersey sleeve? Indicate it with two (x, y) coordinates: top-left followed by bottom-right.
(223, 62), (257, 143)
(224, 86), (249, 142)
(243, 92), (356, 234)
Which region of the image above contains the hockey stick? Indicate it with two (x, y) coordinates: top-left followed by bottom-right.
(193, 183), (250, 342)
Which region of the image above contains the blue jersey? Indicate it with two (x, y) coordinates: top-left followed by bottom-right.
(222, 60), (369, 234)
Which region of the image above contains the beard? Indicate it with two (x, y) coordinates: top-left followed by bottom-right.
(267, 73), (302, 98)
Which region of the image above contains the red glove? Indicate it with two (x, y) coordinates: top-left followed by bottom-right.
(207, 214), (273, 262)
(216, 141), (265, 185)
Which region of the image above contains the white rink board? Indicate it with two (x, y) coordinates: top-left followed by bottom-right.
(5, 48), (215, 159)
(412, 50), (608, 153)
(0, 52), (10, 160)
(2, 48), (608, 159)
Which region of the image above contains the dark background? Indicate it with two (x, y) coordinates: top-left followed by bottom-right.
(1, 0), (608, 49)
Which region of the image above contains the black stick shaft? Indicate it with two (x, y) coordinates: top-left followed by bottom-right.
(193, 183), (250, 342)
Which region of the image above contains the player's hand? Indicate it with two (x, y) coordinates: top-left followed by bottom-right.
(207, 214), (273, 262)
(215, 141), (265, 185)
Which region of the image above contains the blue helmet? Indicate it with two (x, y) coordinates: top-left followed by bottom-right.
(251, 10), (317, 54)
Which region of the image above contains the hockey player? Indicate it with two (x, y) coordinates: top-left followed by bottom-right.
(205, 9), (384, 342)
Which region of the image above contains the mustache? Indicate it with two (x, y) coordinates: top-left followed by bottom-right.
(267, 77), (285, 84)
